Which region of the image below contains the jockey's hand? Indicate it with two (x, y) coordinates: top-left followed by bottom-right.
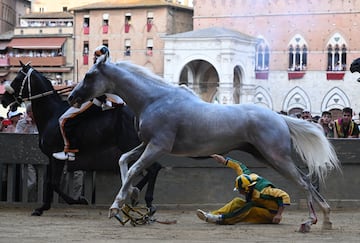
(272, 214), (282, 224)
(211, 154), (227, 165)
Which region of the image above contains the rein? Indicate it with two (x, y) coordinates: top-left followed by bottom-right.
(7, 67), (74, 106)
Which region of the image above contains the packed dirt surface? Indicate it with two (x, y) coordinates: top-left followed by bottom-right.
(0, 205), (359, 243)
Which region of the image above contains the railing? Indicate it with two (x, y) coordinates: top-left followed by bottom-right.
(0, 58), (9, 66)
(1, 134), (359, 208)
(0, 133), (95, 205)
(9, 56), (66, 67)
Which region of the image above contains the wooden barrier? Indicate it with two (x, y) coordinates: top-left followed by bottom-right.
(0, 134), (359, 209)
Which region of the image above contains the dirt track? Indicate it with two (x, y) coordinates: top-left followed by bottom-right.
(0, 206), (359, 243)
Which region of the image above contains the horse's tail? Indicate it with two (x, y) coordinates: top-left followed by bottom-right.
(281, 115), (340, 183)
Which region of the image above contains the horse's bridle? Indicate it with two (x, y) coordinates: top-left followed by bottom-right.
(4, 67), (34, 107)
(5, 67), (73, 106)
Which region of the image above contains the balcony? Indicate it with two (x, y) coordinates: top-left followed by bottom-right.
(102, 25), (108, 34)
(255, 71), (269, 80)
(0, 58), (9, 67)
(83, 55), (89, 65)
(83, 26), (89, 35)
(125, 24), (130, 33)
(147, 23), (152, 32)
(288, 71), (305, 80)
(9, 56), (66, 67)
(326, 72), (345, 80)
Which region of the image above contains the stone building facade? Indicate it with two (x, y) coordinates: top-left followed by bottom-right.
(72, 1), (193, 80)
(163, 0), (360, 118)
(0, 0), (30, 34)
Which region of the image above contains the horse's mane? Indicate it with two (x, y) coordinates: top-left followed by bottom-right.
(36, 71), (54, 88)
(114, 61), (200, 98)
(115, 61), (167, 85)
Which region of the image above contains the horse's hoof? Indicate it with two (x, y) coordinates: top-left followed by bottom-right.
(108, 208), (120, 219)
(298, 222), (311, 233)
(148, 205), (157, 216)
(78, 196), (89, 205)
(31, 210), (42, 216)
(130, 187), (140, 206)
(322, 221), (332, 230)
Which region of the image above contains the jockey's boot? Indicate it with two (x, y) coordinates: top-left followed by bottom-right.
(196, 209), (222, 224)
(52, 151), (76, 161)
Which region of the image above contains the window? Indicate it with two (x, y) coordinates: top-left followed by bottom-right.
(147, 12), (154, 32)
(103, 13), (109, 34)
(125, 13), (131, 33)
(146, 39), (153, 56)
(255, 38), (269, 71)
(83, 15), (90, 34)
(326, 33), (347, 71)
(124, 39), (131, 56)
(288, 35), (307, 71)
(327, 44), (347, 71)
(83, 41), (89, 65)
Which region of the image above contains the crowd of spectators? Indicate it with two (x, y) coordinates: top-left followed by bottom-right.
(280, 106), (360, 138)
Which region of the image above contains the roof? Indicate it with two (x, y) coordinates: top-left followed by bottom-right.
(72, 0), (192, 11)
(163, 27), (257, 41)
(21, 12), (74, 19)
(8, 37), (66, 49)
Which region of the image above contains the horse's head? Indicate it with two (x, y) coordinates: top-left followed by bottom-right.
(350, 58), (360, 82)
(1, 61), (33, 109)
(68, 55), (108, 107)
(350, 58), (360, 73)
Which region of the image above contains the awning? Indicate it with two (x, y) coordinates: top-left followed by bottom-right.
(8, 37), (66, 49)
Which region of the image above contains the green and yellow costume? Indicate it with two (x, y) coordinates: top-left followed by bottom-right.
(211, 158), (290, 225)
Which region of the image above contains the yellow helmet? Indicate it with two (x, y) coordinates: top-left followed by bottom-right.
(234, 173), (258, 192)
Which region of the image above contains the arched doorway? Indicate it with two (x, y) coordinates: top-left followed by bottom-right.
(179, 60), (219, 102)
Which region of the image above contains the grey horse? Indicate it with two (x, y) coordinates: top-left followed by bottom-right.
(68, 55), (340, 232)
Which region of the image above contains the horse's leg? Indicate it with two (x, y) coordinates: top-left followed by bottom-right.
(143, 162), (162, 209)
(131, 161), (162, 215)
(109, 143), (146, 216)
(110, 143), (164, 218)
(297, 168), (332, 230)
(254, 149), (318, 232)
(31, 164), (53, 216)
(32, 160), (88, 216)
(273, 159), (319, 233)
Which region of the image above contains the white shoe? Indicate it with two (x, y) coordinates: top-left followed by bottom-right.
(196, 209), (221, 223)
(101, 102), (114, 111)
(52, 151), (76, 161)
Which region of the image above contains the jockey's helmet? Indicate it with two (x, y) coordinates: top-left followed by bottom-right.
(94, 45), (110, 61)
(234, 173), (258, 192)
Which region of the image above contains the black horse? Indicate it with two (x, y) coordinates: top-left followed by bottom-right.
(1, 62), (162, 216)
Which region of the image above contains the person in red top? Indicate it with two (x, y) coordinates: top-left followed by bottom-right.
(197, 154), (290, 225)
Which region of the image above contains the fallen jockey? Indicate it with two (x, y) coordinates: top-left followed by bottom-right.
(197, 154), (290, 225)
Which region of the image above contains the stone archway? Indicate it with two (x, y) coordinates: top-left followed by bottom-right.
(179, 59), (219, 102)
